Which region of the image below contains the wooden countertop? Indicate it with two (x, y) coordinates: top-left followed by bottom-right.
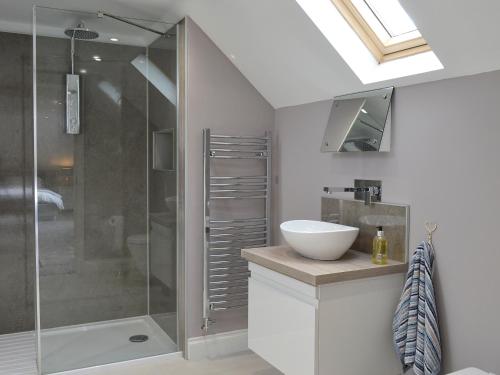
(241, 246), (407, 286)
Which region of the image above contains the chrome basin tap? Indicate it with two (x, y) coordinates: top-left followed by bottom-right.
(323, 185), (382, 205)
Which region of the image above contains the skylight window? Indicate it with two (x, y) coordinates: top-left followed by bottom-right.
(331, 0), (430, 62)
(295, 0), (443, 83)
(363, 0), (419, 38)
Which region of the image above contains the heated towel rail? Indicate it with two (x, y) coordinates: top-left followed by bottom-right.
(202, 128), (272, 332)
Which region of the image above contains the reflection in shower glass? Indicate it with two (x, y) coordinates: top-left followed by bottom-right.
(34, 6), (178, 373)
(0, 31), (36, 375)
(147, 32), (179, 343)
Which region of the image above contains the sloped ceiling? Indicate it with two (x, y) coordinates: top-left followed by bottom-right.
(2, 0), (500, 108)
(169, 0), (500, 108)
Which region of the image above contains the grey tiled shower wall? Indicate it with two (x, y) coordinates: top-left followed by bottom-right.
(35, 34), (149, 329)
(0, 30), (177, 334)
(0, 32), (35, 334)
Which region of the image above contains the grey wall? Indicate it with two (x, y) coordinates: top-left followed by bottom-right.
(184, 17), (274, 339)
(34, 33), (150, 328)
(274, 70), (500, 373)
(0, 27), (177, 342)
(0, 32), (34, 334)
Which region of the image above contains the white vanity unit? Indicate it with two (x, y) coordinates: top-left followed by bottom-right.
(242, 246), (408, 375)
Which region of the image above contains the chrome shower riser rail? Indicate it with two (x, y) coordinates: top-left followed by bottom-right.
(202, 128), (271, 333)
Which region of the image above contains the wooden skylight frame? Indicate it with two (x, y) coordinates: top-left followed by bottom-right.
(331, 0), (431, 63)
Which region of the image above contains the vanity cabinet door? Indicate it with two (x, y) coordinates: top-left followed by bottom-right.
(248, 273), (318, 375)
(317, 274), (404, 375)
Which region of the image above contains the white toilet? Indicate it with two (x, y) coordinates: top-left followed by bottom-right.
(126, 216), (176, 290)
(150, 220), (176, 290)
(127, 234), (148, 276)
(449, 368), (493, 375)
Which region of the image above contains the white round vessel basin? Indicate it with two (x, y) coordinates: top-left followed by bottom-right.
(280, 220), (359, 261)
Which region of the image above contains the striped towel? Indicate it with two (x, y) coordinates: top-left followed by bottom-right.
(393, 241), (441, 375)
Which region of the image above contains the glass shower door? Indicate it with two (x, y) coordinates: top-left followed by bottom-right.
(34, 6), (179, 374)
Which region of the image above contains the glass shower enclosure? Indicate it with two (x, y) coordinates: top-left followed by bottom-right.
(33, 6), (181, 373)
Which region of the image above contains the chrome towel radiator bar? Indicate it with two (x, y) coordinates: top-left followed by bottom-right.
(202, 128), (272, 332)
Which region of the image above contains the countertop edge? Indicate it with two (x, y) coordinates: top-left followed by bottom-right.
(315, 262), (408, 285)
(242, 247), (408, 286)
(242, 249), (318, 285)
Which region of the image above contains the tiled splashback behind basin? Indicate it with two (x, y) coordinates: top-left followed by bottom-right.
(321, 198), (409, 263)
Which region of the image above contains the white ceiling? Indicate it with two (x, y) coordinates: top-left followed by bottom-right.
(2, 0), (500, 108)
(0, 0), (182, 46)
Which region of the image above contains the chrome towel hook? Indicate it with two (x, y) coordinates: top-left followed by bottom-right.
(425, 222), (438, 246)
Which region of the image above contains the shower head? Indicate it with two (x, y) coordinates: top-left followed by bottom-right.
(64, 22), (99, 40)
(65, 21), (97, 135)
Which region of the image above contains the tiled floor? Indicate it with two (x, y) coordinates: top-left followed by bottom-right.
(62, 351), (282, 375)
(0, 331), (37, 375)
(0, 328), (281, 375)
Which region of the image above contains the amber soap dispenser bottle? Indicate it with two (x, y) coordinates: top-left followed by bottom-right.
(371, 226), (388, 265)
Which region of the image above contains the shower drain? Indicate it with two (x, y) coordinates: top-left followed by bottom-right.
(129, 334), (149, 343)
